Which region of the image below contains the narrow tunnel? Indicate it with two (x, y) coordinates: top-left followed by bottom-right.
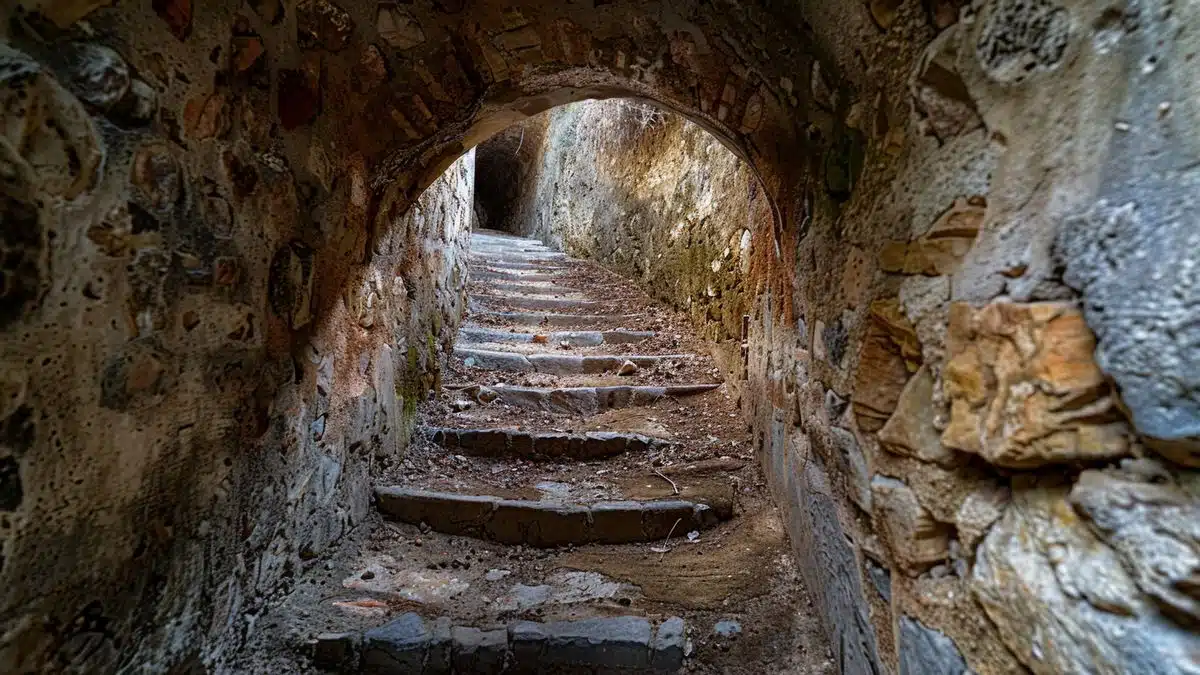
(2, 1), (1198, 674)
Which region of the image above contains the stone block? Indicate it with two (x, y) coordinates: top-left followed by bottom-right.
(542, 616), (652, 669)
(506, 431), (535, 457)
(374, 488), (495, 534)
(589, 501), (647, 544)
(583, 431), (628, 458)
(898, 616), (966, 675)
(311, 631), (359, 670)
(878, 365), (960, 467)
(486, 500), (589, 547)
(363, 613), (430, 674)
(941, 302), (1131, 467)
(533, 432), (570, 458)
(651, 617), (686, 671)
(452, 626), (508, 674)
(508, 620), (548, 665)
(870, 476), (951, 575)
(426, 616), (453, 673)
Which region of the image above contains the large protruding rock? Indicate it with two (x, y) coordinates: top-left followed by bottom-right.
(972, 480), (1200, 674)
(941, 302), (1132, 468)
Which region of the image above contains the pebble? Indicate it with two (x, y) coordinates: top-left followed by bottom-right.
(485, 569), (511, 582)
(713, 619), (742, 638)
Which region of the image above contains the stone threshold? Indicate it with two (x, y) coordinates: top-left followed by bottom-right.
(312, 613), (686, 673)
(467, 311), (648, 329)
(445, 383), (720, 414)
(455, 347), (691, 375)
(423, 426), (671, 460)
(457, 326), (656, 346)
(374, 487), (726, 547)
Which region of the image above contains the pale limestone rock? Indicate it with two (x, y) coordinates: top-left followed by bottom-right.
(871, 475), (951, 575)
(973, 481), (1200, 674)
(1070, 461), (1200, 625)
(955, 482), (1010, 550)
(941, 302), (1131, 468)
(878, 365), (960, 467)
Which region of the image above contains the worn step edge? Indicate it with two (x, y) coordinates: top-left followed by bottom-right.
(470, 260), (570, 271)
(484, 281), (582, 296)
(446, 383), (720, 414)
(470, 253), (568, 265)
(471, 270), (557, 283)
(424, 427), (672, 459)
(375, 487), (725, 547)
(458, 326), (656, 346)
(313, 613), (686, 673)
(456, 347), (693, 375)
(468, 311), (647, 328)
(470, 294), (603, 311)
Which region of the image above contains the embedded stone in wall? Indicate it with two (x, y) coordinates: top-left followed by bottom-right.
(130, 142), (183, 218)
(1070, 460), (1199, 625)
(911, 30), (981, 143)
(152, 0), (193, 41)
(278, 62), (321, 130)
(63, 43), (130, 112)
(0, 44), (104, 200)
(973, 480), (1200, 673)
(954, 482), (1009, 550)
(880, 197), (984, 276)
(183, 92), (231, 141)
(832, 427), (872, 511)
(879, 365), (961, 467)
(297, 0), (356, 52)
(1059, 201), (1200, 458)
(898, 616), (967, 675)
(975, 0), (1070, 83)
(852, 300), (921, 432)
(378, 6), (427, 50)
(871, 475), (952, 575)
(941, 301), (1131, 468)
(0, 195), (43, 330)
(269, 242), (315, 329)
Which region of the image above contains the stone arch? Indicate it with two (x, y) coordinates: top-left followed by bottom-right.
(4, 0), (1197, 673)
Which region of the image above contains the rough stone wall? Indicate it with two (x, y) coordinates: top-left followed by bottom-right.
(2, 0), (1198, 673)
(0, 32), (474, 664)
(482, 99), (766, 342)
(480, 4), (1200, 675)
(744, 2), (1200, 674)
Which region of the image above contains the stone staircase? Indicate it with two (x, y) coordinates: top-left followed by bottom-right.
(294, 230), (831, 674)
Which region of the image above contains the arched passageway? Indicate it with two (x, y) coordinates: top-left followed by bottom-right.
(2, 0), (1198, 673)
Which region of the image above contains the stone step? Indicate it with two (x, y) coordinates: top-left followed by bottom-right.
(470, 244), (553, 255)
(453, 383), (720, 415)
(470, 294), (603, 312)
(470, 252), (567, 265)
(456, 347), (690, 375)
(315, 613), (685, 673)
(468, 311), (646, 329)
(487, 281), (580, 297)
(424, 427), (671, 459)
(375, 487), (725, 547)
(473, 260), (568, 272)
(471, 269), (557, 283)
(458, 326), (656, 346)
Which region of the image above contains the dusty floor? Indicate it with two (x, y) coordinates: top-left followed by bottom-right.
(231, 230), (833, 673)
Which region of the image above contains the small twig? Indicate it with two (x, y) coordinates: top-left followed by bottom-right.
(658, 518), (683, 563)
(652, 468), (679, 495)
